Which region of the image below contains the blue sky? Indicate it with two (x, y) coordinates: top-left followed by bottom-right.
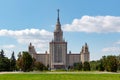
(0, 0), (120, 60)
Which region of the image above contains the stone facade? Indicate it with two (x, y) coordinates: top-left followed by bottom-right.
(28, 10), (90, 69)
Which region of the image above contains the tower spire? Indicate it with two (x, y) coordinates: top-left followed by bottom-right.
(57, 9), (60, 23)
(55, 9), (61, 32)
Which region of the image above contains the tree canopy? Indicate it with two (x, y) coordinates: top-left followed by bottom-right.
(10, 51), (16, 71)
(83, 62), (90, 71)
(17, 52), (33, 72)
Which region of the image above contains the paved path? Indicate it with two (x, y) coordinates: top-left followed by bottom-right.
(0, 71), (120, 74)
(0, 72), (21, 74)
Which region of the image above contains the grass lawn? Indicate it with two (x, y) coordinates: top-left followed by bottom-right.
(0, 72), (120, 80)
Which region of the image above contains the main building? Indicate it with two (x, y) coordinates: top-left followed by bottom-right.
(28, 10), (90, 69)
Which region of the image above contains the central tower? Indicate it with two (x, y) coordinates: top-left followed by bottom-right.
(49, 9), (67, 69)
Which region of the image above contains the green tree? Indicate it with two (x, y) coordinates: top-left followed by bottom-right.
(0, 57), (10, 71)
(101, 56), (107, 70)
(106, 56), (118, 72)
(34, 61), (46, 71)
(90, 60), (99, 71)
(83, 62), (90, 71)
(0, 50), (10, 71)
(10, 51), (16, 71)
(0, 49), (5, 58)
(100, 55), (118, 72)
(16, 52), (22, 71)
(31, 57), (36, 70)
(73, 62), (82, 71)
(97, 61), (105, 71)
(21, 52), (33, 72)
(116, 55), (120, 71)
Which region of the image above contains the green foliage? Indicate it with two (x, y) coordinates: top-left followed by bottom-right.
(21, 52), (33, 72)
(116, 55), (120, 71)
(16, 52), (47, 72)
(106, 56), (118, 72)
(90, 60), (99, 71)
(90, 60), (105, 71)
(0, 49), (5, 58)
(0, 57), (10, 71)
(10, 51), (16, 71)
(83, 62), (90, 71)
(34, 61), (47, 71)
(73, 62), (82, 71)
(16, 52), (22, 71)
(90, 55), (120, 72)
(100, 55), (118, 72)
(0, 49), (10, 71)
(97, 62), (105, 71)
(16, 52), (33, 72)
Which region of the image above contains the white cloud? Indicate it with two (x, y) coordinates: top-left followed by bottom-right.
(63, 16), (120, 33)
(102, 47), (120, 53)
(115, 41), (120, 45)
(102, 40), (120, 56)
(3, 45), (16, 49)
(0, 44), (16, 49)
(0, 29), (53, 52)
(0, 29), (52, 37)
